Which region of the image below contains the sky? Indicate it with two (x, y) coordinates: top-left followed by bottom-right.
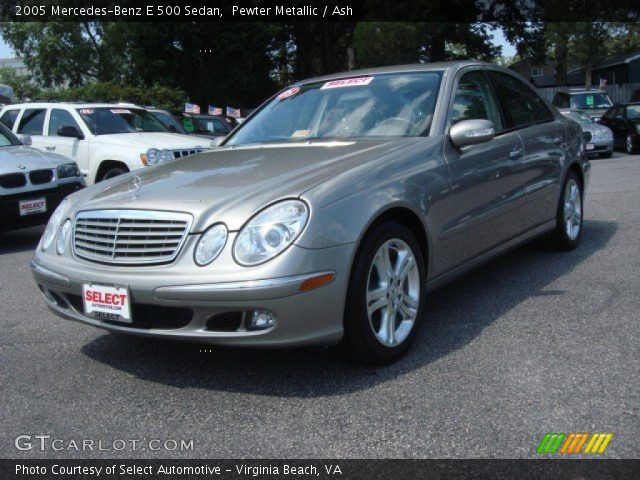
(0, 28), (517, 59)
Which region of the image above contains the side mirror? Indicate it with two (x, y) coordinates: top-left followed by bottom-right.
(57, 125), (84, 140)
(19, 134), (32, 146)
(449, 119), (495, 148)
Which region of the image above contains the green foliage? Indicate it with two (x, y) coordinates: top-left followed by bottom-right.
(33, 82), (188, 111)
(0, 67), (39, 100)
(0, 22), (127, 87)
(354, 23), (500, 69)
(354, 23), (423, 68)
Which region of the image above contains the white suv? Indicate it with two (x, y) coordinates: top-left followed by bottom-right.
(0, 103), (212, 184)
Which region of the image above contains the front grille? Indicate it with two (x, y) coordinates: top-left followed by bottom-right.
(29, 169), (54, 185)
(65, 293), (192, 329)
(0, 172), (27, 189)
(173, 148), (205, 159)
(73, 210), (192, 265)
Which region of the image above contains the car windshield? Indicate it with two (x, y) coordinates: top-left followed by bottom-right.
(76, 107), (170, 135)
(187, 116), (217, 134)
(150, 111), (186, 134)
(562, 110), (593, 125)
(627, 105), (640, 120)
(569, 93), (613, 110)
(0, 123), (21, 147)
(226, 71), (443, 146)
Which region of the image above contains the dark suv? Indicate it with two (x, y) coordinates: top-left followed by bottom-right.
(552, 89), (614, 123)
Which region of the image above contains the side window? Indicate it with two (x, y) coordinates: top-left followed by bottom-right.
(17, 108), (46, 135)
(48, 109), (81, 136)
(212, 119), (228, 134)
(448, 71), (504, 132)
(0, 109), (20, 130)
(616, 107), (626, 119)
(603, 108), (616, 120)
(489, 72), (554, 128)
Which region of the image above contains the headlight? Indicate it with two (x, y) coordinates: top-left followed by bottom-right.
(41, 199), (68, 251)
(56, 220), (72, 255)
(142, 148), (174, 165)
(233, 199), (309, 266)
(57, 162), (80, 179)
(194, 224), (228, 266)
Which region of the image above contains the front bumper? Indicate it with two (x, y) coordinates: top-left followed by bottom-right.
(0, 182), (83, 231)
(586, 138), (613, 156)
(31, 241), (354, 347)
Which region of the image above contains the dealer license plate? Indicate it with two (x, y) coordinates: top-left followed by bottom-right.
(19, 198), (46, 216)
(82, 284), (132, 323)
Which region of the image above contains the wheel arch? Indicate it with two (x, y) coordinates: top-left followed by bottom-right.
(353, 205), (431, 279)
(94, 160), (130, 183)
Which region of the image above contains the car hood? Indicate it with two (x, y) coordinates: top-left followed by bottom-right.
(92, 132), (211, 149)
(584, 108), (610, 119)
(70, 138), (421, 231)
(582, 123), (612, 135)
(0, 145), (70, 174)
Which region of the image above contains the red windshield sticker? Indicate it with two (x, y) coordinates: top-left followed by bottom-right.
(277, 86), (300, 100)
(79, 109), (94, 115)
(321, 76), (374, 90)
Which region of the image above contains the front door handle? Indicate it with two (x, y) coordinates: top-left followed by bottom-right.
(509, 147), (524, 159)
(45, 145), (56, 151)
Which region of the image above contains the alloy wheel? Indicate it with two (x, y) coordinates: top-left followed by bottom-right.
(366, 238), (420, 347)
(564, 178), (582, 241)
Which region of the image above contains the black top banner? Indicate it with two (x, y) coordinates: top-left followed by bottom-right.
(0, 0), (639, 22)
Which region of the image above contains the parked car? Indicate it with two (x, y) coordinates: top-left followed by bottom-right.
(31, 62), (589, 365)
(0, 122), (83, 232)
(559, 109), (613, 158)
(146, 108), (189, 135)
(0, 103), (213, 185)
(181, 114), (233, 138)
(598, 103), (640, 154)
(552, 89), (614, 123)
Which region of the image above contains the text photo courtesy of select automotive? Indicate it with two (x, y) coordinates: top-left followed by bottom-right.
(0, 7), (639, 476)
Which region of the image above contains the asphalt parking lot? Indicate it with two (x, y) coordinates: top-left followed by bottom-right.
(1, 153), (638, 459)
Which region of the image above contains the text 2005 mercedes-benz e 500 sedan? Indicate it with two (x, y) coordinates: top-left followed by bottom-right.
(31, 62), (589, 365)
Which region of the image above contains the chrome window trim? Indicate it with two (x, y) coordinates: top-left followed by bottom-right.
(72, 209), (193, 265)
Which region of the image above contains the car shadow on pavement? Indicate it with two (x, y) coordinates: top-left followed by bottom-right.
(81, 219), (617, 397)
(0, 226), (44, 254)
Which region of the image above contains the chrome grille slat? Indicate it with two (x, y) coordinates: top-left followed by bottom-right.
(73, 210), (192, 265)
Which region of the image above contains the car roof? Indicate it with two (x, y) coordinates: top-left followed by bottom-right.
(2, 102), (146, 109)
(296, 60), (502, 85)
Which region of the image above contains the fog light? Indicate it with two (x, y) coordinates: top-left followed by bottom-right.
(247, 309), (277, 330)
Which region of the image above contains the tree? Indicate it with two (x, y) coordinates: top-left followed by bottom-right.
(0, 22), (128, 86)
(568, 23), (612, 86)
(0, 67), (38, 100)
(354, 22), (500, 70)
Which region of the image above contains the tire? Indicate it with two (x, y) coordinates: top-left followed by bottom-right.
(99, 166), (128, 182)
(541, 170), (583, 251)
(598, 152), (613, 158)
(338, 221), (426, 366)
(626, 135), (638, 155)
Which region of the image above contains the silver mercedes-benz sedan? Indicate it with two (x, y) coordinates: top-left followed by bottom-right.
(31, 62), (589, 364)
